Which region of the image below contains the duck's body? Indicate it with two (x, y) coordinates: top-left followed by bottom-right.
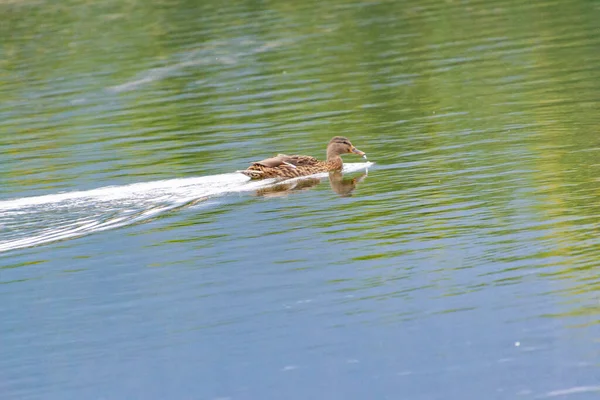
(240, 136), (366, 179)
(240, 154), (343, 179)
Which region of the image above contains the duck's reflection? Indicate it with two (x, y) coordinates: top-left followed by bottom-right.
(254, 171), (368, 197)
(328, 171), (367, 197)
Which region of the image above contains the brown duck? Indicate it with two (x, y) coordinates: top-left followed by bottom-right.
(240, 136), (367, 179)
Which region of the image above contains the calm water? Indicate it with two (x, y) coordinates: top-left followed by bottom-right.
(2, 0), (600, 399)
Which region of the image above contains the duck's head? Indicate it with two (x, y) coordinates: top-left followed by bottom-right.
(327, 136), (366, 160)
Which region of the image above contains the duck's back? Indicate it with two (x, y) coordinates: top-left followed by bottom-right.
(252, 154), (319, 168)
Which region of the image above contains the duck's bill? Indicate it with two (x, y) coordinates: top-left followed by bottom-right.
(352, 147), (367, 159)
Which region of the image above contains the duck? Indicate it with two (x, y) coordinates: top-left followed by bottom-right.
(239, 136), (367, 179)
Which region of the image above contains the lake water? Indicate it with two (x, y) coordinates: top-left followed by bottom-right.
(1, 0), (599, 399)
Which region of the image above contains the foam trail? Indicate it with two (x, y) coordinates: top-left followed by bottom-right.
(0, 163), (372, 253)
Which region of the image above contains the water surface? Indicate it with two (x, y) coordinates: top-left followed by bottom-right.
(1, 0), (599, 399)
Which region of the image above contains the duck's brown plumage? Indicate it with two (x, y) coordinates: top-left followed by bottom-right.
(240, 136), (366, 179)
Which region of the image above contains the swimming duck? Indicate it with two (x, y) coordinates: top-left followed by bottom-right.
(240, 136), (367, 179)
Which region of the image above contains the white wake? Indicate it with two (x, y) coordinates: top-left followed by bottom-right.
(0, 163), (372, 253)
